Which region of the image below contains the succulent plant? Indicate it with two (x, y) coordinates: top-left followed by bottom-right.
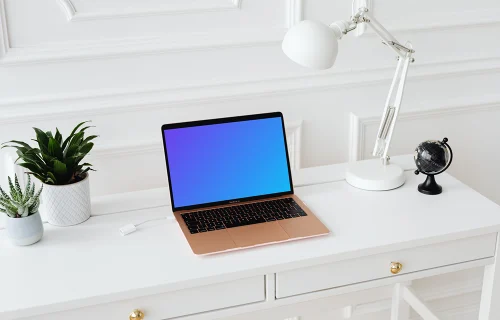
(2, 121), (97, 185)
(0, 174), (42, 218)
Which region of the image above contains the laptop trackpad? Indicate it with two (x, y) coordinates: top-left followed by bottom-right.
(227, 222), (290, 248)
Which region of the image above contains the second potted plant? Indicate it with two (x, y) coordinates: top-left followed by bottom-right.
(3, 121), (97, 226)
(1, 174), (44, 245)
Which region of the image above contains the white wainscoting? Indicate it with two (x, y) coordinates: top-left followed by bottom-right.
(1, 0), (499, 318)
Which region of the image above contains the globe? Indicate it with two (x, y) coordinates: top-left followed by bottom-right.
(414, 139), (452, 175)
(414, 137), (453, 195)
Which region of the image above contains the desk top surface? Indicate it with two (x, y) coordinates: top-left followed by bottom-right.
(2, 157), (500, 317)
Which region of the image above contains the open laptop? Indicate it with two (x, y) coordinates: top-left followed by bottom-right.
(161, 112), (329, 255)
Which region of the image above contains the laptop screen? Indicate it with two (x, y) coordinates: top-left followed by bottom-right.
(162, 113), (293, 210)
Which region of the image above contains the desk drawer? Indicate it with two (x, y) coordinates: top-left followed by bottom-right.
(23, 276), (264, 320)
(276, 233), (497, 298)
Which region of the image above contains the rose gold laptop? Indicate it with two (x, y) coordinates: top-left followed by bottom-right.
(161, 112), (329, 255)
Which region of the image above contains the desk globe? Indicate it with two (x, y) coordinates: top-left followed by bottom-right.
(414, 137), (453, 195)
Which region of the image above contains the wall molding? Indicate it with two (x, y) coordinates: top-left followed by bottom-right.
(58, 0), (242, 21)
(286, 0), (303, 28)
(284, 121), (303, 170)
(349, 97), (500, 161)
(348, 113), (365, 163)
(0, 0), (9, 60)
(1, 30), (285, 65)
(1, 56), (500, 125)
(1, 1), (499, 64)
(363, 7), (500, 36)
(58, 0), (76, 20)
(0, 0), (286, 65)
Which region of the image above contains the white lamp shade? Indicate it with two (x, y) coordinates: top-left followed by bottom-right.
(282, 20), (339, 70)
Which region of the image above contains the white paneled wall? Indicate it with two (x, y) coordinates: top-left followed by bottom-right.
(0, 0), (498, 318)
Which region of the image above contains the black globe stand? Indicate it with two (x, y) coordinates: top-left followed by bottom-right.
(414, 137), (453, 196)
(417, 174), (442, 195)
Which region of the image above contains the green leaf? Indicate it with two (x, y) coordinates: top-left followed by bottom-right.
(64, 144), (79, 159)
(79, 167), (95, 177)
(40, 152), (56, 165)
(48, 137), (63, 159)
(79, 142), (94, 155)
(72, 121), (91, 135)
(14, 148), (41, 158)
(53, 160), (67, 176)
(18, 152), (49, 172)
(1, 140), (33, 149)
(23, 175), (31, 201)
(82, 135), (98, 144)
(17, 162), (42, 175)
(13, 147), (41, 159)
(29, 181), (36, 198)
(0, 198), (17, 217)
(33, 185), (43, 201)
(8, 177), (19, 201)
(5, 146), (31, 158)
(55, 128), (62, 145)
(46, 172), (57, 185)
(14, 175), (23, 200)
(28, 173), (47, 184)
(78, 126), (95, 133)
(29, 199), (40, 214)
(33, 128), (49, 148)
(61, 121), (91, 151)
(64, 131), (85, 157)
(25, 196), (36, 207)
(0, 186), (11, 201)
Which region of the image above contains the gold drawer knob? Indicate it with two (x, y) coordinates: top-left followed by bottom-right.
(390, 262), (403, 274)
(129, 309), (144, 320)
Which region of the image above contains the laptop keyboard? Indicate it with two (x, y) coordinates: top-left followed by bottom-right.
(181, 198), (307, 234)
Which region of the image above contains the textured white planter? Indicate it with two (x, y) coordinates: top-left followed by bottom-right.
(5, 211), (44, 246)
(43, 174), (91, 226)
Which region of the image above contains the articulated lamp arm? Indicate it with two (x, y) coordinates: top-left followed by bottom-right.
(333, 7), (415, 163)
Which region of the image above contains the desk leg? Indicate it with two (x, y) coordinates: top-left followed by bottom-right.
(479, 233), (500, 320)
(391, 283), (410, 320)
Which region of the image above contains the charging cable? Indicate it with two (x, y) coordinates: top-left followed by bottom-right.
(119, 216), (175, 236)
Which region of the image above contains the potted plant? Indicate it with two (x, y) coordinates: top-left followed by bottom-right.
(1, 174), (44, 245)
(3, 121), (97, 226)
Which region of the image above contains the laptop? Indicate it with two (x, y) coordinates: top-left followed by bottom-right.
(161, 112), (329, 255)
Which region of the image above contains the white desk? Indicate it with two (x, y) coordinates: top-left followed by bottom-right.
(2, 157), (500, 320)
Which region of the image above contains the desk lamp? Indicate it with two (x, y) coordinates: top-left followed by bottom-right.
(282, 2), (415, 190)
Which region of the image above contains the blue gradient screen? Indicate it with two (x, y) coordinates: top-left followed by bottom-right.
(164, 117), (292, 208)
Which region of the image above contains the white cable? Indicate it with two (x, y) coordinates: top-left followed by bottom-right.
(135, 217), (171, 227)
(119, 216), (175, 236)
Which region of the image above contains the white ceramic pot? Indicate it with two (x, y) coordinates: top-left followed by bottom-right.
(43, 174), (91, 226)
(5, 211), (44, 246)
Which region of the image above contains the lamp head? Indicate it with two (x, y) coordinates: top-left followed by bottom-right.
(282, 20), (347, 70)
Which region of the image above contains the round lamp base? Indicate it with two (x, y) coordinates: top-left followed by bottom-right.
(346, 159), (406, 191)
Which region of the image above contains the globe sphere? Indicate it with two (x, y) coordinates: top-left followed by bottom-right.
(414, 140), (452, 175)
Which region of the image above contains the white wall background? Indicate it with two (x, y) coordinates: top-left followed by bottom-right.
(0, 0), (499, 319)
